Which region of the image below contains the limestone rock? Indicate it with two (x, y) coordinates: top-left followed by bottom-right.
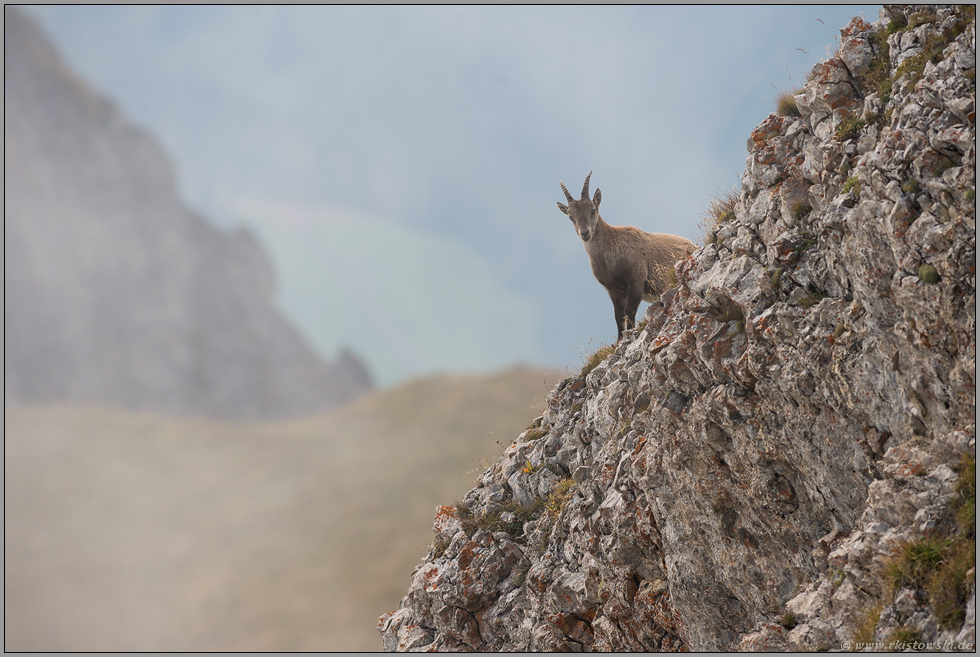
(382, 5), (975, 651)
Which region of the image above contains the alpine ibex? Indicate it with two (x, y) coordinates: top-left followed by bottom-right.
(557, 171), (695, 340)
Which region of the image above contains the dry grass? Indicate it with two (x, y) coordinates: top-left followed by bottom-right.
(776, 89), (801, 117)
(699, 186), (740, 245)
(579, 344), (616, 377)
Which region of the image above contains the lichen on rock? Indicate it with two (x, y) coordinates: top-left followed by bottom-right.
(380, 5), (975, 652)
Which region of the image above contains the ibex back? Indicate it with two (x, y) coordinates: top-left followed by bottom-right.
(557, 171), (695, 341)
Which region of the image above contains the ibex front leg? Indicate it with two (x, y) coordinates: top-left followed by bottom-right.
(609, 289), (632, 341)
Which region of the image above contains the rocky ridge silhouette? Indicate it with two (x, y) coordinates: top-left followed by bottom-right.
(4, 7), (372, 419)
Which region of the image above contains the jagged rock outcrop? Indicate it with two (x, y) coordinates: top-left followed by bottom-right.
(4, 7), (372, 419)
(380, 5), (975, 651)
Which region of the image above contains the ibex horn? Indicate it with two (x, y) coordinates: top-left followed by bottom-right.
(581, 171), (592, 199)
(559, 180), (574, 203)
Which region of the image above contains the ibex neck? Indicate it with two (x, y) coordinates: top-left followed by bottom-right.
(583, 214), (612, 261)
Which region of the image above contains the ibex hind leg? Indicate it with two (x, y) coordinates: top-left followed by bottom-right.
(610, 290), (628, 341)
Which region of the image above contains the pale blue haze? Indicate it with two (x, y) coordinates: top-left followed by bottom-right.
(26, 5), (882, 385)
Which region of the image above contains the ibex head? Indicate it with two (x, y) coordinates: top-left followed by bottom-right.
(557, 171), (602, 242)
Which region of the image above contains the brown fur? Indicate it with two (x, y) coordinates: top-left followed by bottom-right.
(558, 172), (695, 340)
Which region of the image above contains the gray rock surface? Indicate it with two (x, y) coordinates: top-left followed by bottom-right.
(380, 5), (975, 651)
(4, 7), (372, 419)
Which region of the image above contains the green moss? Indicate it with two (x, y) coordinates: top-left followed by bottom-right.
(835, 323), (846, 338)
(965, 189), (976, 201)
(902, 180), (920, 194)
(918, 263), (940, 284)
(797, 291), (828, 308)
(770, 268), (784, 289)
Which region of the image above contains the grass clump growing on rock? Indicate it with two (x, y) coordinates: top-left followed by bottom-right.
(461, 499), (543, 537)
(776, 89), (801, 117)
(523, 426), (547, 442)
(699, 186), (739, 243)
(580, 345), (615, 377)
(889, 626), (922, 644)
(779, 612), (798, 629)
(835, 112), (866, 141)
(791, 200), (813, 222)
(545, 477), (575, 520)
(843, 176), (861, 197)
(851, 602), (883, 647)
(878, 453), (976, 631)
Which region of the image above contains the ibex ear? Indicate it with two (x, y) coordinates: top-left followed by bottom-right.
(593, 188), (601, 208)
(557, 202), (568, 215)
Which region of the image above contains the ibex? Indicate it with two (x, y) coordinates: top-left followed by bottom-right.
(557, 171), (695, 340)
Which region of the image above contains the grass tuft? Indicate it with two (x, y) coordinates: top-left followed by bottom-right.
(776, 89), (801, 117)
(545, 477), (575, 520)
(580, 345), (615, 377)
(699, 186), (740, 243)
(835, 112), (866, 141)
(843, 176), (861, 196)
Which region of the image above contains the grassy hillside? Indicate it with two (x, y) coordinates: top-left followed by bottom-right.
(4, 366), (565, 651)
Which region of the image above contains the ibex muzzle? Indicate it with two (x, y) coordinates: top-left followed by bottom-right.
(557, 171), (600, 243)
(557, 171), (696, 341)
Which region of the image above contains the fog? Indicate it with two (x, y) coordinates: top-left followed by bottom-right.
(27, 4), (881, 385)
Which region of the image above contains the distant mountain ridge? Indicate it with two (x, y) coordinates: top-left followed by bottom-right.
(4, 6), (371, 418)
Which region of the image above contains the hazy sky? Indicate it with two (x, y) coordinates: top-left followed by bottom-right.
(27, 5), (881, 385)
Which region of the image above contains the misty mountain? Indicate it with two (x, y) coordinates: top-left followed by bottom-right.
(4, 366), (564, 650)
(4, 7), (371, 419)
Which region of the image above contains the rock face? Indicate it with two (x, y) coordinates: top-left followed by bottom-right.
(380, 6), (975, 651)
(4, 7), (372, 419)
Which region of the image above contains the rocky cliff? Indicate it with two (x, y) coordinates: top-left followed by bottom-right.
(4, 7), (372, 419)
(380, 5), (976, 651)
